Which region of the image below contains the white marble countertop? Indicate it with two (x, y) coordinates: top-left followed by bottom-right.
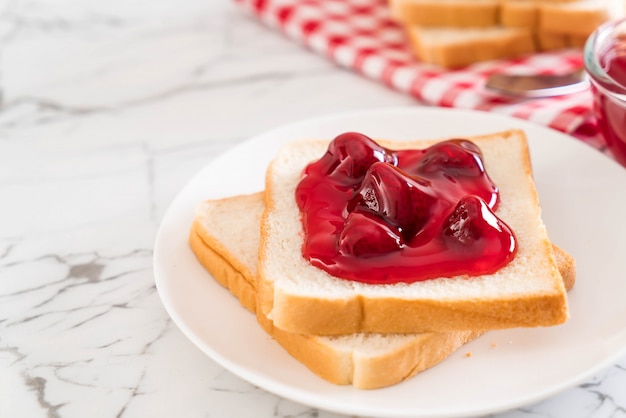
(1, 0), (625, 417)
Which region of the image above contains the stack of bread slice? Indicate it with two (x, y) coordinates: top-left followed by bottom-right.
(389, 0), (622, 68)
(189, 129), (576, 389)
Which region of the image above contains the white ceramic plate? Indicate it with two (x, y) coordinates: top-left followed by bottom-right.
(154, 107), (626, 418)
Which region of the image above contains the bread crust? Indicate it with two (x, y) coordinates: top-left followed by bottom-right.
(260, 130), (569, 335)
(389, 0), (499, 28)
(262, 312), (484, 388)
(540, 3), (609, 36)
(501, 1), (540, 28)
(268, 283), (569, 335)
(553, 244), (575, 291)
(189, 224), (257, 313)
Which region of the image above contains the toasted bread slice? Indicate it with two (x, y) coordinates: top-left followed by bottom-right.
(260, 130), (569, 335)
(189, 192), (575, 389)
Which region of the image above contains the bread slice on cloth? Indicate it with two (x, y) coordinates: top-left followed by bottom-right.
(259, 129), (569, 335)
(500, 0), (592, 29)
(405, 26), (536, 68)
(388, 0), (589, 28)
(535, 30), (590, 51)
(539, 0), (613, 36)
(189, 192), (575, 389)
(389, 0), (500, 28)
(391, 0), (621, 67)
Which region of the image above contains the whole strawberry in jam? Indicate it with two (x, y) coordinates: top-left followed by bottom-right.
(338, 212), (404, 257)
(346, 162), (443, 242)
(308, 132), (396, 186)
(417, 139), (481, 172)
(406, 140), (499, 209)
(443, 195), (516, 269)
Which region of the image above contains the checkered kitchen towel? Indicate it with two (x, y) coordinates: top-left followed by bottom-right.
(234, 0), (605, 150)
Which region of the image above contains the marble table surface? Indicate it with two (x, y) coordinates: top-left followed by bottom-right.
(1, 0), (625, 417)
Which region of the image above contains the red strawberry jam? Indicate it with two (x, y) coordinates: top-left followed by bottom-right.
(294, 132), (517, 284)
(589, 32), (626, 167)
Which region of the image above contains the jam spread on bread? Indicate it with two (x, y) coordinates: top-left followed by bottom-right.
(295, 132), (517, 284)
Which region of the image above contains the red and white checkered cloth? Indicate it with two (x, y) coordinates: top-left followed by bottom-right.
(234, 0), (606, 151)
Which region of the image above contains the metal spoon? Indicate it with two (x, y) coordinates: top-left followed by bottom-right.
(485, 69), (589, 98)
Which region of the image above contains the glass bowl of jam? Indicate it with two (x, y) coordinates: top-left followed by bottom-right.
(584, 18), (626, 167)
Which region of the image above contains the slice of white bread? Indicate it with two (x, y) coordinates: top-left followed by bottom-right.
(405, 26), (536, 68)
(500, 0), (543, 28)
(390, 0), (584, 28)
(188, 192), (576, 389)
(391, 0), (622, 67)
(535, 30), (589, 51)
(500, 0), (596, 29)
(539, 0), (613, 36)
(190, 193), (265, 313)
(501, 0), (614, 35)
(388, 0), (501, 28)
(260, 130), (569, 335)
(499, 0), (592, 52)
